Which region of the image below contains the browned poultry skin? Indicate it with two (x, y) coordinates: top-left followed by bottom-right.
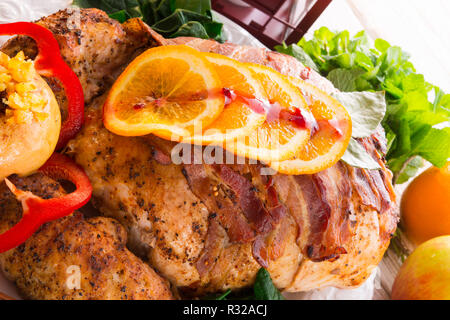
(0, 173), (173, 300)
(1, 8), (158, 109)
(69, 100), (262, 293)
(1, 8), (399, 297)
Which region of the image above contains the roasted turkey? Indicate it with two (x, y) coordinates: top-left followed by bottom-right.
(0, 173), (173, 300)
(0, 8), (399, 299)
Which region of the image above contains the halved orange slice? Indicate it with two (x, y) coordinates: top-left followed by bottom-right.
(103, 45), (224, 139)
(269, 77), (352, 174)
(227, 63), (312, 162)
(182, 53), (267, 145)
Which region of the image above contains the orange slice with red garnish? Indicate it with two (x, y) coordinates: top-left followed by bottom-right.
(182, 52), (267, 145)
(103, 45), (224, 139)
(269, 77), (352, 174)
(227, 63), (312, 162)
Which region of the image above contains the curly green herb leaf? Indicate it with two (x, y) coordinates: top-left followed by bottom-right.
(278, 27), (450, 183)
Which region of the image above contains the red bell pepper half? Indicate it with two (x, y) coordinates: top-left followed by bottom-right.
(0, 153), (92, 253)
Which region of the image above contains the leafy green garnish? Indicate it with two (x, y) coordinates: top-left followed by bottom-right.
(332, 91), (386, 138)
(253, 268), (285, 300)
(201, 268), (284, 300)
(388, 228), (410, 262)
(331, 91), (386, 169)
(171, 0), (211, 15)
(326, 69), (363, 92)
(108, 10), (132, 23)
(73, 0), (225, 41)
(394, 156), (424, 184)
(277, 27), (450, 183)
(274, 42), (319, 72)
(201, 289), (232, 300)
(341, 138), (381, 170)
(73, 0), (141, 18)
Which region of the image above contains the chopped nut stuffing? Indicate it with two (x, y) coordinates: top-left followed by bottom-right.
(0, 51), (48, 124)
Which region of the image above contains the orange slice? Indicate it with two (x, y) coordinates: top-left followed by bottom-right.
(227, 63), (311, 162)
(103, 45), (224, 139)
(269, 77), (352, 174)
(182, 53), (267, 144)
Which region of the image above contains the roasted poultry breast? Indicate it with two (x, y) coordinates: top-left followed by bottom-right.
(0, 174), (173, 300)
(0, 9), (399, 299)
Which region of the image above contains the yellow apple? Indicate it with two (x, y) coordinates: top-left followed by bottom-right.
(391, 235), (450, 300)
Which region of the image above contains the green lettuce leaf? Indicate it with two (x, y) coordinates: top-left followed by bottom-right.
(75, 0), (225, 41)
(170, 21), (209, 38)
(332, 91), (386, 138)
(341, 138), (381, 169)
(73, 0), (141, 18)
(285, 26), (450, 183)
(170, 0), (211, 15)
(327, 69), (363, 92)
(108, 9), (130, 22)
(394, 156), (424, 184)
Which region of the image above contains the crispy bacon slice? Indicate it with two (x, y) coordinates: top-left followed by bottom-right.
(182, 163), (255, 243)
(272, 162), (351, 262)
(1, 8), (400, 296)
(195, 218), (227, 277)
(215, 165), (273, 234)
(183, 161), (288, 267)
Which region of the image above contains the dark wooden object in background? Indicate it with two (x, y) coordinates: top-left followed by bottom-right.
(212, 0), (332, 49)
